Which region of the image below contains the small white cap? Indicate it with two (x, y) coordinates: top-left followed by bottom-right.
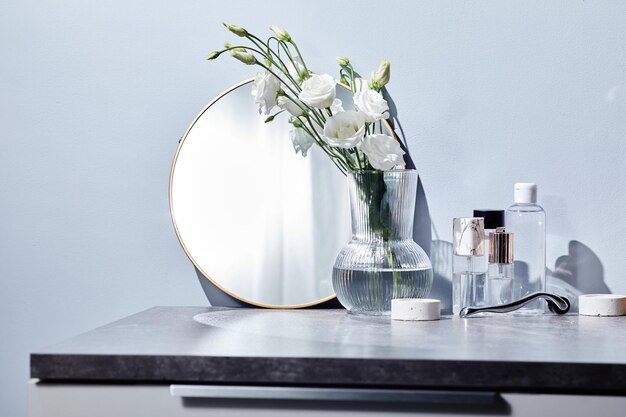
(579, 294), (626, 316)
(514, 183), (537, 204)
(391, 298), (440, 321)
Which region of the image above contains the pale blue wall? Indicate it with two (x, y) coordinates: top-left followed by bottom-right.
(2, 1), (626, 415)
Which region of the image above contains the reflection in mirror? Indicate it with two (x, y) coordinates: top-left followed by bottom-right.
(171, 81), (372, 307)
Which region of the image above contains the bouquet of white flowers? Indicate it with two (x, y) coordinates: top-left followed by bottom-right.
(208, 23), (406, 175)
(207, 23), (432, 314)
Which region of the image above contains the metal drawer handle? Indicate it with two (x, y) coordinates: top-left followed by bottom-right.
(170, 385), (499, 405)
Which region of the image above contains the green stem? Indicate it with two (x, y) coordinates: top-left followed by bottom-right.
(221, 45), (268, 58)
(264, 36), (304, 91)
(301, 118), (350, 173)
(277, 40), (300, 73)
(340, 148), (357, 171)
(272, 39), (331, 126)
(289, 40), (310, 74)
(257, 63), (305, 108)
(246, 34), (303, 92)
(386, 245), (402, 296)
(354, 147), (363, 170)
(347, 63), (356, 92)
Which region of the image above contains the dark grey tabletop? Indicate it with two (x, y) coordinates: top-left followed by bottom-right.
(31, 307), (626, 393)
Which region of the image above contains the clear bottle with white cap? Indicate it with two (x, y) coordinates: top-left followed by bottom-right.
(505, 183), (546, 313)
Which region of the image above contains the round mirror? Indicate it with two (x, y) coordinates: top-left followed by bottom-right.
(170, 79), (396, 308)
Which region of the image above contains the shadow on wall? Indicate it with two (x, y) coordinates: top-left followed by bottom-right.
(549, 240), (611, 312)
(552, 241), (609, 293)
(387, 91), (447, 312)
(385, 91), (432, 255)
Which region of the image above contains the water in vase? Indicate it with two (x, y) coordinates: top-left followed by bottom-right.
(333, 266), (433, 315)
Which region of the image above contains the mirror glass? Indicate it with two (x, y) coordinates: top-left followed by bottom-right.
(170, 80), (361, 307)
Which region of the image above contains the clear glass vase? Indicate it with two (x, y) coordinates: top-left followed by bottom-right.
(332, 170), (433, 315)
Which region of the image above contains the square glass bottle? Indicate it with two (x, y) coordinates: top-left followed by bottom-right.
(452, 218), (487, 315)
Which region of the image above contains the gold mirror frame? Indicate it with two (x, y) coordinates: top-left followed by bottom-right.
(169, 78), (399, 309)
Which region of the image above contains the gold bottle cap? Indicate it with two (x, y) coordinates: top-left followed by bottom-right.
(489, 227), (513, 264)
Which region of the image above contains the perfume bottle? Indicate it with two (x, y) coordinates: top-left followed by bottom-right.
(505, 183), (546, 313)
(486, 227), (514, 306)
(473, 209), (504, 272)
(452, 218), (487, 315)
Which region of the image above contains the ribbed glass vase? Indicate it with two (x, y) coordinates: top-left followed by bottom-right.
(332, 170), (433, 315)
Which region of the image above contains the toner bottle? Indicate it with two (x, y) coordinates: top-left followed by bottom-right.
(505, 183), (546, 313)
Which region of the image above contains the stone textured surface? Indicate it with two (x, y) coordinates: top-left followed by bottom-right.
(31, 307), (626, 393)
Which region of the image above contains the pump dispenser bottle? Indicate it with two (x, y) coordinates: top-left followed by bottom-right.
(505, 183), (546, 313)
(486, 227), (514, 306)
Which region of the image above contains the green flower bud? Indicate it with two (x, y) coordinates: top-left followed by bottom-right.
(264, 56), (272, 67)
(206, 51), (221, 60)
(230, 50), (257, 65)
(269, 25), (291, 42)
(336, 56), (350, 66)
(369, 59), (391, 91)
(339, 74), (348, 86)
(264, 114), (276, 123)
(223, 22), (248, 37)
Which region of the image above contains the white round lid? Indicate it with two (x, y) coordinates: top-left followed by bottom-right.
(579, 294), (626, 316)
(391, 298), (441, 321)
(514, 182), (537, 204)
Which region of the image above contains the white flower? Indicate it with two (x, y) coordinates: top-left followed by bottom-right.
(277, 93), (304, 116)
(322, 111), (366, 149)
(290, 127), (315, 157)
(361, 134), (406, 170)
(299, 74), (336, 109)
(330, 98), (344, 114)
(251, 71), (281, 115)
(353, 89), (389, 123)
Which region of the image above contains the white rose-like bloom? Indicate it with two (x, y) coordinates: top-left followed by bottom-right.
(322, 111), (366, 149)
(277, 93), (304, 116)
(354, 89), (390, 123)
(251, 71), (280, 115)
(290, 127), (315, 157)
(299, 74), (336, 109)
(361, 134), (406, 170)
(330, 98), (344, 114)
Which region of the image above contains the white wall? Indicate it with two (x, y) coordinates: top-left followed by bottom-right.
(2, 1), (625, 415)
